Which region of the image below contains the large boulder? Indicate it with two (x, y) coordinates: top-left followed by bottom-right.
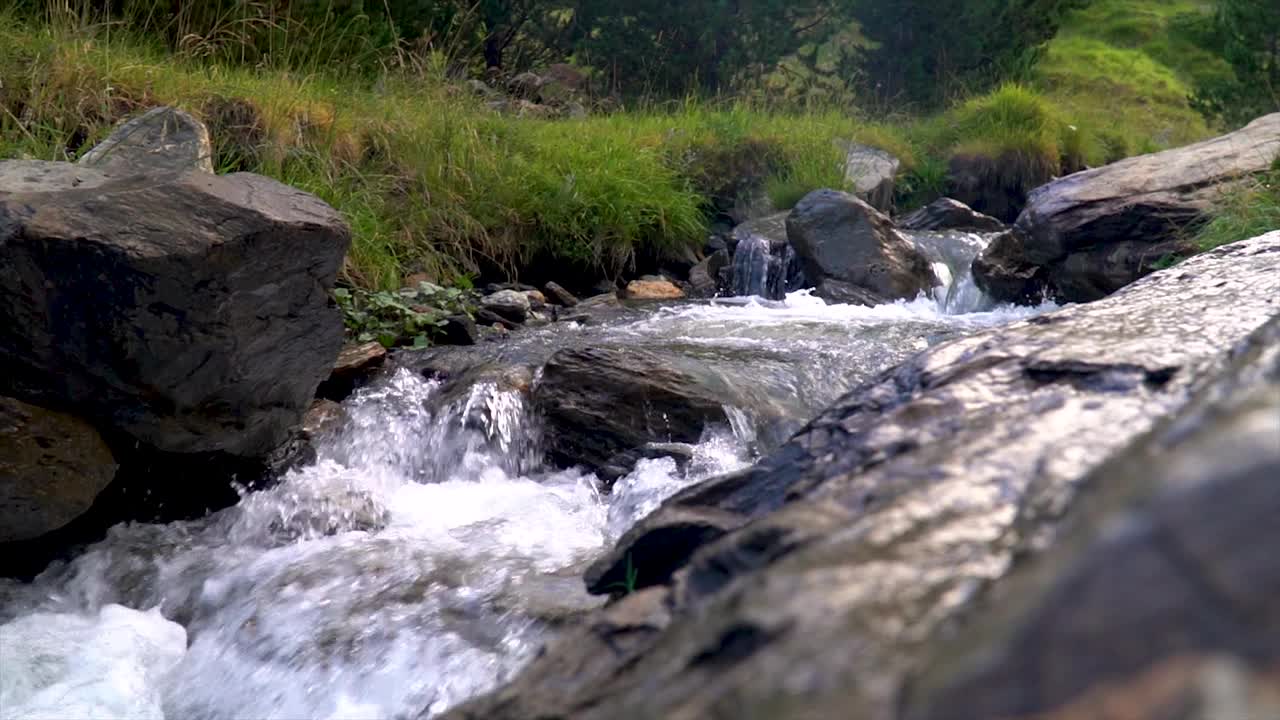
(978, 113), (1280, 303)
(0, 396), (117, 543)
(446, 232), (1280, 720)
(786, 189), (938, 304)
(0, 162), (350, 458)
(78, 106), (214, 176)
(842, 142), (900, 212)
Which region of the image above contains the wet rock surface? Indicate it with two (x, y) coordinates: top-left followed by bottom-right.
(535, 347), (772, 481)
(787, 190), (938, 304)
(446, 232), (1280, 720)
(0, 396), (117, 543)
(981, 112), (1280, 303)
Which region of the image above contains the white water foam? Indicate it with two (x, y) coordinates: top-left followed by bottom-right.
(1, 369), (752, 720)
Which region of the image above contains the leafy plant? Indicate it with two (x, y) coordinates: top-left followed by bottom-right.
(333, 282), (475, 349)
(606, 553), (640, 595)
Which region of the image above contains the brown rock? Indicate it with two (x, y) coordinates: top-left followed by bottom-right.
(0, 396), (117, 543)
(624, 279), (685, 300)
(543, 281), (580, 307)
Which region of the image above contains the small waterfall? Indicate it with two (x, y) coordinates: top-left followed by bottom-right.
(730, 232), (806, 300)
(904, 229), (999, 315)
(731, 232), (772, 297)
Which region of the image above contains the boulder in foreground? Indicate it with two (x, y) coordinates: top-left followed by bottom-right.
(446, 232), (1280, 720)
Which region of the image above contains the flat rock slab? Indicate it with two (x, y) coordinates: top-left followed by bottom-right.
(446, 232), (1280, 720)
(0, 164), (350, 457)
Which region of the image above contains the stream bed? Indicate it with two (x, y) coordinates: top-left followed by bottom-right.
(0, 232), (1054, 720)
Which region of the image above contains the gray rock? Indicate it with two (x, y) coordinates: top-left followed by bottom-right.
(447, 232), (1280, 720)
(441, 314), (479, 345)
(982, 112), (1280, 303)
(786, 189), (938, 304)
(78, 106), (214, 176)
(842, 142), (900, 211)
(543, 281), (580, 307)
(0, 396), (117, 543)
(0, 164), (350, 458)
(481, 289), (531, 323)
(688, 249), (731, 298)
(970, 229), (1050, 304)
(899, 197), (1005, 232)
(904, 309), (1280, 720)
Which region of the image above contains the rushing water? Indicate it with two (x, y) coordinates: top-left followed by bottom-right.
(0, 230), (1054, 720)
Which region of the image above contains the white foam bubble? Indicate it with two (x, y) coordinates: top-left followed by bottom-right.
(0, 605), (186, 720)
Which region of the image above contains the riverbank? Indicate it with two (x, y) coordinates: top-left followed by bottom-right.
(0, 8), (1224, 292)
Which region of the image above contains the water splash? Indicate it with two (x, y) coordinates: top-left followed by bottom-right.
(0, 369), (751, 720)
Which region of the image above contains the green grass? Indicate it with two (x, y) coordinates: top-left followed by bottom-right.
(1, 7), (1221, 290)
(0, 14), (920, 288)
(1035, 0), (1225, 155)
(1192, 167), (1280, 252)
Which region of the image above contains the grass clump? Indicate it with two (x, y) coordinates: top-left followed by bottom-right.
(1192, 166), (1280, 252)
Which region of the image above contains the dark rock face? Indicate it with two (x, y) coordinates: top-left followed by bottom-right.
(983, 112), (1280, 304)
(971, 229), (1051, 304)
(899, 197), (1005, 233)
(316, 342), (388, 401)
(688, 249), (731, 298)
(77, 106), (214, 176)
(0, 163), (350, 458)
(947, 150), (1052, 223)
(534, 347), (739, 480)
(445, 232), (1280, 720)
(787, 190), (938, 304)
(0, 396), (117, 543)
(543, 281), (580, 307)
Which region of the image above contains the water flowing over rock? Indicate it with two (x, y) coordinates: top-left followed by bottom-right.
(727, 212), (805, 300)
(78, 106), (214, 176)
(787, 189), (938, 305)
(980, 112), (1280, 303)
(0, 396), (117, 543)
(0, 162), (350, 458)
(447, 232), (1280, 720)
